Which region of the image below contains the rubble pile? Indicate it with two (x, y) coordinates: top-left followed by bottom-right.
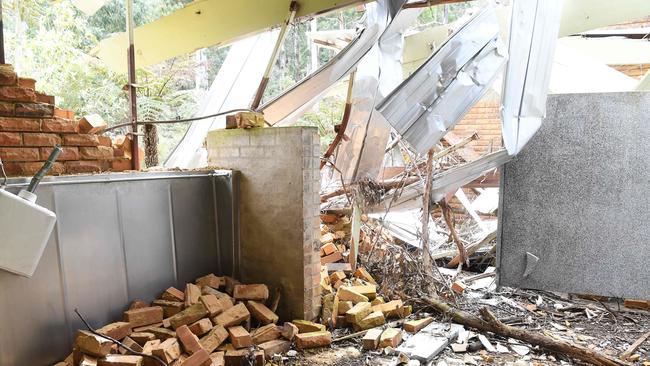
(53, 274), (333, 366)
(309, 211), (650, 366)
(318, 213), (352, 267)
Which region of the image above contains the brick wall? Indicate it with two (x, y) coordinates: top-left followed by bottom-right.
(611, 64), (650, 79)
(207, 126), (321, 321)
(0, 64), (131, 177)
(450, 100), (502, 155)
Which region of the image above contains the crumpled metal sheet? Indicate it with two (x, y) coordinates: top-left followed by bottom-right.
(261, 24), (381, 126)
(165, 32), (277, 168)
(377, 7), (507, 155)
(334, 2), (420, 182)
(430, 149), (511, 202)
(501, 0), (563, 156)
(366, 150), (511, 213)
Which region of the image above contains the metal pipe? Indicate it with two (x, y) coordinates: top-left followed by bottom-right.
(102, 107), (255, 133)
(27, 145), (62, 193)
(0, 0), (5, 64)
(126, 0), (140, 170)
(0, 156), (7, 188)
(250, 0), (299, 110)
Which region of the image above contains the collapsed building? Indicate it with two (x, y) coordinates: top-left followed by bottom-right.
(1, 0), (650, 365)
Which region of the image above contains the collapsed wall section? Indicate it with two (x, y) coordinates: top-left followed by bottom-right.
(0, 64), (131, 176)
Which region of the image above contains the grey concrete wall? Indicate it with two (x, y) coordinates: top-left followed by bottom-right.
(207, 127), (321, 321)
(498, 92), (650, 299)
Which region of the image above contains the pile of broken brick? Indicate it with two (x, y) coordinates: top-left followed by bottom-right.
(321, 266), (437, 351)
(53, 274), (332, 366)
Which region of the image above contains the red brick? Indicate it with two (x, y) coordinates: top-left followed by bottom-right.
(23, 133), (61, 147)
(41, 118), (78, 133)
(97, 322), (132, 341)
(111, 158), (132, 172)
(0, 147), (39, 161)
(0, 65), (17, 86)
(17, 78), (36, 89)
(0, 86), (36, 102)
(15, 102), (53, 117)
(227, 326), (252, 349)
(187, 319), (212, 337)
(123, 306), (164, 328)
(65, 160), (107, 174)
(294, 331), (332, 349)
(180, 349), (211, 366)
(0, 132), (21, 146)
(0, 102), (14, 116)
(0, 117), (39, 131)
(3, 161), (64, 176)
(233, 284), (269, 301)
(161, 287), (185, 302)
(54, 108), (75, 120)
(79, 146), (114, 160)
(63, 134), (99, 146)
(40, 146), (79, 161)
(113, 148), (125, 157)
(35, 92), (55, 105)
(79, 114), (107, 134)
(98, 135), (112, 147)
(176, 325), (202, 355)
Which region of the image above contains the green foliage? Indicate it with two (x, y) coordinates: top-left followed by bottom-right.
(416, 3), (475, 26)
(2, 0), (203, 162)
(262, 7), (363, 105)
(0, 0), (468, 164)
(298, 96), (345, 152)
(4, 0), (129, 121)
(87, 0), (188, 39)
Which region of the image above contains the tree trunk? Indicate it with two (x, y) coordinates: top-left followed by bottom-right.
(144, 123), (158, 167)
(424, 298), (630, 366)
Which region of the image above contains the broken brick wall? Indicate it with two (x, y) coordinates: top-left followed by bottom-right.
(207, 126), (321, 322)
(611, 64), (650, 79)
(0, 64), (131, 176)
(451, 100), (502, 155)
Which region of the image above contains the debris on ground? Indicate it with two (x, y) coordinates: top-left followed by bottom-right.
(310, 207), (650, 366)
(53, 274), (314, 366)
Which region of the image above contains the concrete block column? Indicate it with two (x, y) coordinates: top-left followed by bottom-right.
(207, 126), (321, 321)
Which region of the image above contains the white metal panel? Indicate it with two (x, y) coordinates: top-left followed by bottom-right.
(378, 7), (506, 155)
(501, 0), (563, 156)
(165, 32), (277, 168)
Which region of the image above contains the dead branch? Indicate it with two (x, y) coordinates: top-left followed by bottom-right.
(447, 229), (496, 268)
(620, 330), (650, 360)
(424, 298), (631, 366)
(421, 148), (435, 270)
(439, 200), (467, 266)
(320, 176), (419, 202)
(320, 71), (355, 169)
(430, 132), (479, 161)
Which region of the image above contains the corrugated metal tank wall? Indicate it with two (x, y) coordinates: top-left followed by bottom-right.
(0, 171), (239, 365)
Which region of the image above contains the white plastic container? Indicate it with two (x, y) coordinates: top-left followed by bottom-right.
(0, 189), (56, 277)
